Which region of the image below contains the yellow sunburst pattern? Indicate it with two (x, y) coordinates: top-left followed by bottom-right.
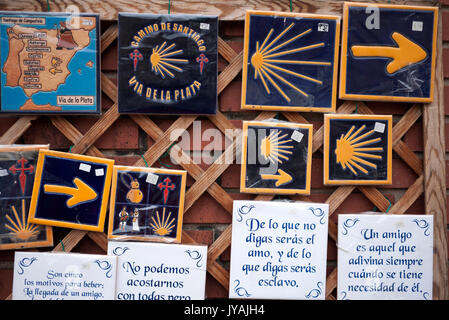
(150, 41), (188, 79)
(260, 130), (294, 164)
(334, 125), (383, 175)
(250, 22), (331, 102)
(149, 207), (176, 236)
(4, 199), (40, 241)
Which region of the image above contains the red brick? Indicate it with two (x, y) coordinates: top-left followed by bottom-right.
(184, 229), (214, 246)
(23, 117), (71, 149)
(101, 40), (117, 71)
(364, 101), (412, 115)
(0, 117), (20, 136)
(72, 118), (139, 150)
(220, 21), (245, 37)
(443, 48), (449, 78)
(219, 79), (242, 112)
(73, 234), (106, 254)
(183, 192), (252, 224)
(445, 86), (449, 115)
(330, 192), (395, 224)
(205, 273), (228, 299)
(0, 268), (13, 300)
(443, 11), (449, 42)
(109, 155), (141, 166)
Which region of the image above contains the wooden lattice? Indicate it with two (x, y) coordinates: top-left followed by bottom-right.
(0, 0), (447, 300)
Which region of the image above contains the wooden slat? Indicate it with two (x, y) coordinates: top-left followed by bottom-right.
(101, 24), (118, 53)
(52, 230), (88, 252)
(133, 115), (197, 167)
(0, 0), (436, 21)
(218, 50), (243, 94)
(218, 37), (238, 62)
(389, 175), (424, 214)
(87, 232), (108, 251)
(51, 116), (105, 158)
(0, 116), (38, 144)
(326, 267), (338, 299)
(422, 11), (449, 300)
(69, 104), (120, 155)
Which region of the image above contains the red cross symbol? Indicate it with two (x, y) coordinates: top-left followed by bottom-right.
(196, 53), (209, 74)
(129, 49), (143, 72)
(9, 157), (34, 195)
(157, 177), (175, 204)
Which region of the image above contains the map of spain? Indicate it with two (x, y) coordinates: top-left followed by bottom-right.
(0, 13), (99, 113)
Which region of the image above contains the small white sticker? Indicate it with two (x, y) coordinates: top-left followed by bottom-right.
(95, 168), (104, 176)
(146, 172), (159, 185)
(291, 130), (304, 143)
(79, 163), (91, 173)
(318, 23), (329, 32)
(0, 169), (8, 177)
(412, 21), (423, 32)
(200, 23), (210, 30)
(374, 122), (385, 133)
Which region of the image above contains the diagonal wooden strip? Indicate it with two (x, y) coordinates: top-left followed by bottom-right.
(101, 72), (118, 102)
(208, 225), (232, 262)
(133, 116), (197, 167)
(218, 50), (243, 94)
(70, 104), (120, 155)
(208, 110), (238, 138)
(51, 116), (104, 158)
(328, 220), (338, 242)
(207, 260), (230, 290)
(181, 230), (198, 245)
(52, 230), (88, 252)
(392, 104), (422, 146)
(218, 37), (238, 62)
(326, 186), (355, 216)
(389, 175), (424, 214)
(394, 140), (423, 175)
(326, 267), (338, 298)
(101, 24), (118, 53)
(358, 186), (391, 213)
(0, 116), (38, 144)
(87, 232), (108, 252)
(131, 115), (235, 214)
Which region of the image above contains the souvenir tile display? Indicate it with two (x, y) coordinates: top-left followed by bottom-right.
(324, 114), (392, 185)
(241, 121), (313, 195)
(108, 241), (208, 300)
(340, 2), (438, 102)
(0, 11), (101, 114)
(0, 145), (52, 250)
(28, 150), (114, 232)
(338, 214), (433, 300)
(12, 251), (117, 300)
(118, 13), (218, 114)
(108, 166), (187, 243)
(241, 10), (340, 112)
(229, 200), (329, 300)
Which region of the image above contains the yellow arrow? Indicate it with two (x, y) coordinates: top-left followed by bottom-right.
(261, 169), (293, 187)
(44, 177), (97, 208)
(351, 32), (427, 74)
(49, 67), (62, 75)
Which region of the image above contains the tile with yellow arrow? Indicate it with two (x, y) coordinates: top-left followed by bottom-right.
(28, 150), (114, 232)
(339, 2), (438, 103)
(240, 121), (313, 195)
